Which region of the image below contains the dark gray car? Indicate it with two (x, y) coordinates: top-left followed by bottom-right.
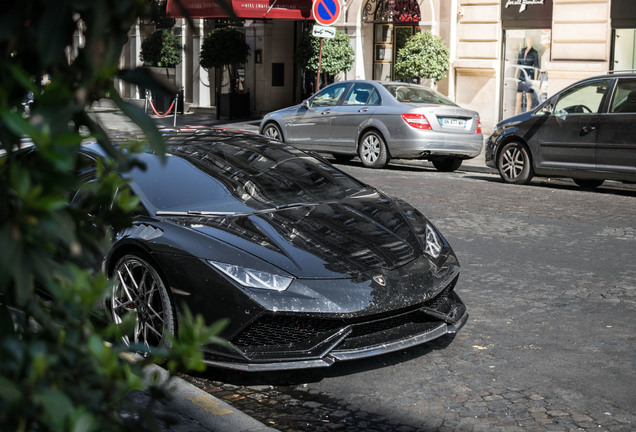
(485, 71), (636, 188)
(259, 80), (483, 170)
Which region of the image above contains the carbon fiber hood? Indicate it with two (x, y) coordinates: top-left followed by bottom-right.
(172, 192), (429, 278)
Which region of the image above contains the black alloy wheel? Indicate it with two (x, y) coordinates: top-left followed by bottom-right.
(111, 254), (176, 349)
(262, 122), (284, 142)
(497, 141), (534, 184)
(358, 130), (389, 168)
(432, 157), (463, 172)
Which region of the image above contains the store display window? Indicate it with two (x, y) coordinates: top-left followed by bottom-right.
(502, 29), (551, 119)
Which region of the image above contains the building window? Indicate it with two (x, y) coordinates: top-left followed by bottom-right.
(373, 24), (392, 80)
(502, 29), (551, 119)
(612, 29), (636, 71)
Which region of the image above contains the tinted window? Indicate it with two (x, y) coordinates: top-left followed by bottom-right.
(129, 142), (366, 214)
(368, 89), (381, 105)
(383, 83), (457, 105)
(610, 78), (636, 113)
(309, 84), (349, 107)
(344, 83), (375, 105)
(553, 79), (609, 114)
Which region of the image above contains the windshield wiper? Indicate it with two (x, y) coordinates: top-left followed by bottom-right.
(156, 210), (237, 217)
(274, 202), (316, 210)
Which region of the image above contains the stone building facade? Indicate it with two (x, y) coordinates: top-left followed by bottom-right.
(117, 0), (636, 133)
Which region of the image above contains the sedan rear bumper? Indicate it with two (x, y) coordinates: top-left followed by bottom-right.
(387, 133), (483, 159)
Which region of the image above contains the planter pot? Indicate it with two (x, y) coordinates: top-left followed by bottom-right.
(143, 67), (178, 113)
(219, 92), (250, 119)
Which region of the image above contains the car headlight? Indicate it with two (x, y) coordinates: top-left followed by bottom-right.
(424, 224), (442, 259)
(208, 261), (293, 291)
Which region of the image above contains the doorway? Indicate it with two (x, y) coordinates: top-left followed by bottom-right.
(372, 24), (417, 81)
(612, 29), (636, 71)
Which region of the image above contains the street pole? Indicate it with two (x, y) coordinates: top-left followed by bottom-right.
(315, 37), (324, 92)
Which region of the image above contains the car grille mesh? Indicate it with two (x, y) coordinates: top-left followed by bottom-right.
(232, 316), (343, 349)
(231, 277), (457, 352)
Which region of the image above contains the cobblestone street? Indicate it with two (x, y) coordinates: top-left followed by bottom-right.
(181, 163), (635, 432)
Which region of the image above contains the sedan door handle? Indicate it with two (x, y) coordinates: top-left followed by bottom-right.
(358, 108), (368, 113)
(581, 125), (596, 134)
(321, 110), (331, 115)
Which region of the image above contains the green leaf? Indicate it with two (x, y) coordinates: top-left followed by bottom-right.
(0, 376), (22, 404)
(108, 89), (166, 156)
(34, 388), (74, 429)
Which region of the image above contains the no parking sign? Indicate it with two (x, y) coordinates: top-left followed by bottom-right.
(313, 0), (341, 26)
(312, 0), (341, 91)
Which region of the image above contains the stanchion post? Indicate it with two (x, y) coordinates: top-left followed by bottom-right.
(173, 93), (178, 127)
(144, 90), (149, 114)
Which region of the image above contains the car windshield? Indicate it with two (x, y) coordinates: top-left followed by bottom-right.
(128, 140), (367, 214)
(383, 83), (457, 106)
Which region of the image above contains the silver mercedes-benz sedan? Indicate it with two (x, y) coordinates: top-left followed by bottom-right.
(259, 80), (483, 170)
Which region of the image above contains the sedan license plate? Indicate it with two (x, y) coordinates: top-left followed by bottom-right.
(441, 118), (467, 128)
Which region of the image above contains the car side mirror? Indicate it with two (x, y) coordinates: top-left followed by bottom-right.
(541, 103), (553, 115)
(301, 99), (309, 109)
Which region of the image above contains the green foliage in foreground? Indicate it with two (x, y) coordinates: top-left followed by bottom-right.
(394, 31), (450, 83)
(0, 1), (222, 430)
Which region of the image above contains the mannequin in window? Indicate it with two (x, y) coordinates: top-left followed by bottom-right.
(515, 36), (540, 115)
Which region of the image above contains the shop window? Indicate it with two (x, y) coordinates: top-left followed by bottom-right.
(612, 29), (636, 71)
(502, 29), (551, 119)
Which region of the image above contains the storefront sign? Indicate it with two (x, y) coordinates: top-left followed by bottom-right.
(611, 0), (636, 28)
(501, 0), (552, 29)
(504, 0), (545, 14)
(166, 0), (313, 20)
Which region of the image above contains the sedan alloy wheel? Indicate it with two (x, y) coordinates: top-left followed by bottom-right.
(359, 131), (388, 168)
(498, 141), (533, 184)
(262, 122), (283, 142)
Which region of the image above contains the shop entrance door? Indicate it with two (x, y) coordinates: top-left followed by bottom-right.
(372, 25), (416, 81)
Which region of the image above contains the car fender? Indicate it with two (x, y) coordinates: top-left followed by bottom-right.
(487, 120), (529, 166)
(357, 115), (393, 145)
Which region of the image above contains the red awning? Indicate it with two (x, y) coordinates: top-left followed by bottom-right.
(166, 0), (313, 20)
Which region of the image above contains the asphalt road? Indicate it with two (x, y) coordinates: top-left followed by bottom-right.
(185, 161), (636, 431)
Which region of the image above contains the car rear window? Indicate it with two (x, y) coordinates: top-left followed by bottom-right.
(383, 84), (457, 106)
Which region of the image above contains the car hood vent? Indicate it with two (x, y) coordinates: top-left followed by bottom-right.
(179, 196), (422, 278)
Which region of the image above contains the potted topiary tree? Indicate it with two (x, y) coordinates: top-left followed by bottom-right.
(394, 31), (449, 85)
(140, 28), (182, 110)
(200, 27), (250, 119)
(294, 27), (355, 96)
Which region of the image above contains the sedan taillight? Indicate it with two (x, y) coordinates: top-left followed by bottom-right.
(402, 113), (432, 130)
(476, 118), (482, 134)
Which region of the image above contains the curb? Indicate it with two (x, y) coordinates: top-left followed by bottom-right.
(143, 363), (277, 431)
